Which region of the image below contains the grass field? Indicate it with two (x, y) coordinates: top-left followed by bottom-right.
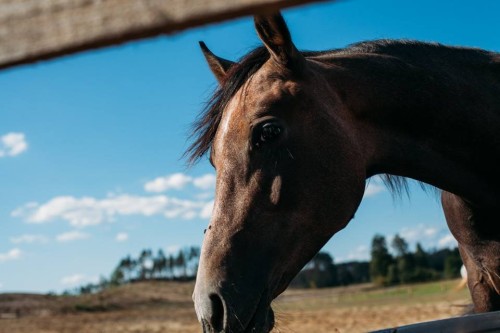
(0, 279), (471, 333)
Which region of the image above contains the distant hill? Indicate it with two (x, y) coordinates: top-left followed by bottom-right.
(0, 281), (194, 319)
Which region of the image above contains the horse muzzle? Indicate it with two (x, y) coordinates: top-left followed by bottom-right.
(193, 280), (275, 333)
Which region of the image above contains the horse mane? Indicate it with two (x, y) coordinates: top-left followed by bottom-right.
(187, 40), (497, 197)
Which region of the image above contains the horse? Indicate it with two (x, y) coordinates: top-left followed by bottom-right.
(189, 12), (500, 333)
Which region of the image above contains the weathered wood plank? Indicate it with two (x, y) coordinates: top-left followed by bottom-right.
(0, 0), (325, 70)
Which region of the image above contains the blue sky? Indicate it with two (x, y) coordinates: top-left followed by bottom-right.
(1, 0), (498, 293)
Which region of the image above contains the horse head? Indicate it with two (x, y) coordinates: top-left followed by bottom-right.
(192, 12), (367, 332)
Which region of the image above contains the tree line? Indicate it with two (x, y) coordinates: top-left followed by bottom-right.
(74, 246), (200, 295)
(369, 234), (461, 286)
(290, 234), (462, 288)
(70, 234), (462, 294)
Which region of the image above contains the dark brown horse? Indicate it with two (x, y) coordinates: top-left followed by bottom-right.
(190, 12), (500, 333)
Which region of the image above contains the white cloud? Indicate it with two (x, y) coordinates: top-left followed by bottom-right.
(13, 194), (211, 227)
(165, 245), (180, 255)
(400, 224), (439, 243)
(195, 192), (215, 200)
(182, 211), (198, 220)
(0, 248), (22, 262)
(0, 132), (28, 157)
(60, 274), (98, 286)
(11, 202), (38, 218)
(364, 176), (386, 198)
(116, 232), (128, 242)
(423, 227), (439, 238)
(395, 224), (457, 251)
(144, 173), (193, 192)
(200, 200), (214, 219)
(193, 174), (216, 190)
(10, 234), (48, 244)
(12, 172), (216, 227)
(14, 196), (107, 226)
(142, 259), (154, 270)
(345, 245), (369, 262)
(438, 234), (457, 248)
(56, 231), (90, 242)
(144, 173), (216, 193)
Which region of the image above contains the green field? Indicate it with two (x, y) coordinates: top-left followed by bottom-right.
(276, 279), (470, 309)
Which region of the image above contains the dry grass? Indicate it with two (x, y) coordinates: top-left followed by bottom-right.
(0, 279), (470, 333)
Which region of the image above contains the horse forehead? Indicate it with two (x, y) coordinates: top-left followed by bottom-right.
(225, 73), (294, 120)
(214, 77), (296, 160)
(246, 72), (301, 108)
(223, 92), (242, 129)
(214, 90), (245, 157)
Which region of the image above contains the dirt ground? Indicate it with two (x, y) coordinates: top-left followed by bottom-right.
(0, 280), (471, 333)
(272, 301), (467, 333)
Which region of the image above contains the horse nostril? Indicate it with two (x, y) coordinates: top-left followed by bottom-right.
(208, 293), (225, 332)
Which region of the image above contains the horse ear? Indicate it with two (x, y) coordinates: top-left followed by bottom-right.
(199, 41), (235, 83)
(254, 12), (305, 71)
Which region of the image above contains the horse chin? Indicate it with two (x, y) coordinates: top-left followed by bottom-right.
(201, 312), (274, 333)
(245, 305), (275, 333)
(199, 301), (274, 333)
(229, 297), (275, 333)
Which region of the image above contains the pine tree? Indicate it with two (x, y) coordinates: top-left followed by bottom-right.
(370, 234), (393, 285)
(391, 234), (408, 257)
(391, 234), (415, 284)
(444, 248), (463, 278)
(154, 249), (167, 279)
(176, 250), (187, 279)
(414, 243), (429, 269)
(139, 249), (153, 280)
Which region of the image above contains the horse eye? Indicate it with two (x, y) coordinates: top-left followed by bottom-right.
(253, 122), (283, 148)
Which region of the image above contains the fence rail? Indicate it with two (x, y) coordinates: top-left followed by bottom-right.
(0, 0), (325, 70)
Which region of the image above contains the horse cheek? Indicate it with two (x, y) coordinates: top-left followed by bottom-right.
(269, 175), (282, 206)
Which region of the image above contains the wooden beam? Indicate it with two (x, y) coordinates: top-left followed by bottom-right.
(0, 0), (326, 70)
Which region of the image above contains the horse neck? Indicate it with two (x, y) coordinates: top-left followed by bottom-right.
(319, 50), (500, 207)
